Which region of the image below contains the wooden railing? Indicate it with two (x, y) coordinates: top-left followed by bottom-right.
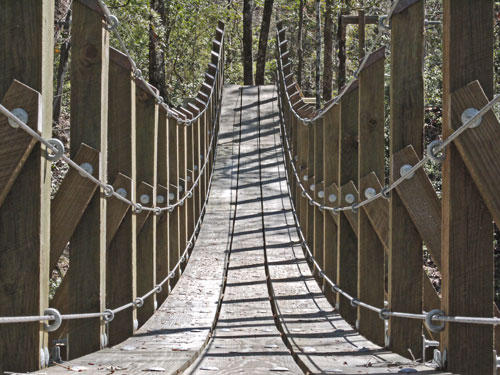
(276, 1), (500, 374)
(0, 0), (224, 372)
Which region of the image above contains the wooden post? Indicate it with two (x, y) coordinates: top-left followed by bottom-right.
(358, 48), (385, 347)
(0, 1), (52, 371)
(68, 0), (108, 359)
(185, 123), (195, 247)
(135, 82), (158, 326)
(337, 82), (358, 325)
(178, 121), (188, 272)
(106, 48), (136, 346)
(156, 109), (169, 306)
(442, 0), (494, 373)
(322, 105), (340, 304)
(388, 0), (425, 359)
(306, 123), (315, 251)
(168, 117), (181, 286)
(358, 10), (366, 59)
(313, 117), (324, 275)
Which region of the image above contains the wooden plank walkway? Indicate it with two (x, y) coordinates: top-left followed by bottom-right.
(36, 85), (447, 374)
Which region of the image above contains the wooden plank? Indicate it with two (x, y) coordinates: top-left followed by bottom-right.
(178, 120), (188, 274)
(340, 181), (359, 234)
(135, 78), (158, 327)
(106, 47), (136, 347)
(156, 109), (169, 306)
(168, 117), (181, 287)
(388, 0), (424, 358)
(450, 81), (500, 226)
(337, 84), (358, 325)
(442, 1), (494, 373)
(0, 83), (40, 208)
(67, 0), (108, 359)
(50, 144), (100, 270)
(313, 117), (324, 273)
(106, 173), (132, 248)
(0, 80), (49, 371)
(324, 183), (339, 226)
(359, 172), (389, 251)
(357, 48), (385, 347)
(185, 124), (195, 251)
(392, 146), (441, 267)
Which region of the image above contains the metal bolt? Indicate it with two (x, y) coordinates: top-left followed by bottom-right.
(461, 107), (482, 128)
(8, 108), (28, 129)
(310, 184), (315, 191)
(364, 187), (376, 199)
(328, 194), (337, 203)
(79, 162), (94, 177)
(140, 194), (150, 205)
(46, 138), (65, 162)
(400, 164), (415, 179)
(318, 191), (325, 199)
(187, 175), (192, 182)
(345, 193), (355, 204)
(303, 175), (309, 181)
(194, 165), (199, 171)
(169, 192), (175, 201)
(157, 195), (165, 204)
(116, 188), (127, 198)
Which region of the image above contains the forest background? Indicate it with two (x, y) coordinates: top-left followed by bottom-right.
(51, 0), (500, 303)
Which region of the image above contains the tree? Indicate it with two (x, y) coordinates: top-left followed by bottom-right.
(314, 0), (321, 107)
(242, 0), (254, 85)
(322, 0), (334, 101)
(149, 0), (168, 99)
(297, 0), (304, 87)
(255, 0), (274, 85)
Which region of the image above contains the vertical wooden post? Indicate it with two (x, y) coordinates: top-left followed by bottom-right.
(358, 48), (385, 346)
(185, 123), (195, 245)
(388, 0), (425, 359)
(106, 48), (136, 345)
(193, 113), (201, 220)
(306, 123), (315, 249)
(168, 117), (180, 285)
(358, 10), (366, 59)
(313, 118), (324, 273)
(323, 105), (340, 304)
(68, 0), (108, 359)
(135, 82), (158, 326)
(178, 121), (188, 271)
(337, 83), (359, 325)
(442, 1), (494, 373)
(0, 1), (53, 371)
(156, 109), (169, 306)
(200, 110), (207, 209)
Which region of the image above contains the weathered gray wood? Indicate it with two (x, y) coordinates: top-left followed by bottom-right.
(135, 83), (158, 327)
(358, 48), (385, 346)
(68, 0), (109, 358)
(337, 84), (358, 325)
(442, 1), (494, 373)
(0, 78), (50, 371)
(50, 144), (100, 270)
(106, 48), (137, 346)
(389, 0), (424, 359)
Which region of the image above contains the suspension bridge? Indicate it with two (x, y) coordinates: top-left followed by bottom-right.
(1, 0), (500, 374)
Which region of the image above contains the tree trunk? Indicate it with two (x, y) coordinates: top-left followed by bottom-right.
(149, 0), (168, 99)
(315, 0), (321, 108)
(322, 0), (334, 101)
(255, 0), (274, 85)
(243, 0), (254, 85)
(297, 0), (304, 87)
(337, 15), (346, 91)
(53, 4), (72, 125)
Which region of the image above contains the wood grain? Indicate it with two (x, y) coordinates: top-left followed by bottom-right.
(50, 144), (100, 270)
(388, 0), (424, 359)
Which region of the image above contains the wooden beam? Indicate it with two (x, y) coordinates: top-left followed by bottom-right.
(50, 144), (100, 270)
(168, 117), (180, 287)
(337, 84), (359, 325)
(341, 15), (379, 25)
(67, 0), (108, 358)
(106, 48), (136, 346)
(442, 1), (494, 373)
(135, 82), (158, 326)
(357, 48), (385, 346)
(388, 0), (424, 358)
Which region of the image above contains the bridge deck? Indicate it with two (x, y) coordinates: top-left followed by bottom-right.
(38, 85), (445, 374)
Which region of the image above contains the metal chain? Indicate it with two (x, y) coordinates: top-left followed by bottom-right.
(275, 86), (500, 331)
(0, 90), (223, 328)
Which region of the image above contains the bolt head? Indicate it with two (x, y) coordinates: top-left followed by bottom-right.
(140, 194), (150, 205)
(116, 188), (127, 198)
(364, 187), (376, 199)
(310, 184), (315, 191)
(318, 191), (325, 199)
(157, 195), (165, 204)
(400, 164), (415, 179)
(329, 194), (337, 203)
(345, 193), (355, 204)
(169, 192), (175, 201)
(8, 108), (28, 128)
(79, 162), (94, 177)
(461, 107), (481, 128)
